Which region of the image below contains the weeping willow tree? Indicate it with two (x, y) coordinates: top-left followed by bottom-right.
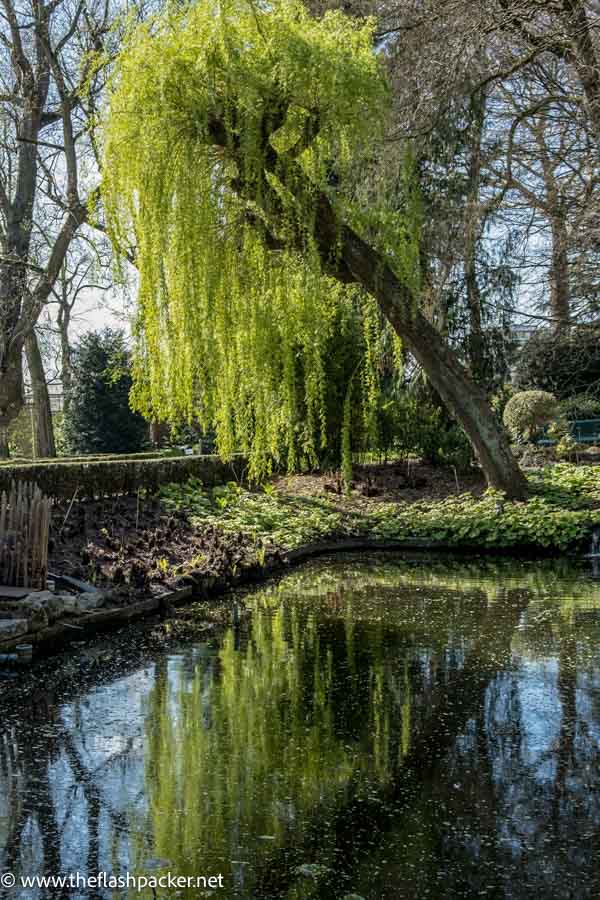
(102, 0), (528, 497)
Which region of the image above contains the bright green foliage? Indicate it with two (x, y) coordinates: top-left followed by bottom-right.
(102, 0), (412, 479)
(161, 478), (345, 549)
(139, 567), (418, 895)
(341, 371), (355, 490)
(160, 464), (600, 552)
(529, 462), (600, 505)
(370, 493), (595, 551)
(7, 407), (34, 458)
(503, 390), (558, 443)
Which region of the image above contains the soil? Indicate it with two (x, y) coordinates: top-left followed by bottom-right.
(48, 493), (277, 600)
(274, 460), (486, 508)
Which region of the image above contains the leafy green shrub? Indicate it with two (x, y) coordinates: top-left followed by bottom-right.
(386, 393), (472, 468)
(435, 425), (474, 471)
(555, 435), (585, 460)
(529, 462), (600, 506)
(491, 384), (516, 421)
(503, 391), (558, 442)
(161, 480), (345, 549)
(160, 463), (600, 553)
(0, 449), (180, 466)
(558, 395), (600, 421)
(370, 491), (597, 550)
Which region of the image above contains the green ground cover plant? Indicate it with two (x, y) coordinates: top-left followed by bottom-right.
(160, 464), (600, 553)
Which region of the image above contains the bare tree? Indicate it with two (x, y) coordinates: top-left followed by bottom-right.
(0, 0), (112, 456)
(370, 0), (599, 339)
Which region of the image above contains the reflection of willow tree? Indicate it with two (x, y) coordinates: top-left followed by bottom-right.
(278, 555), (600, 608)
(140, 603), (389, 890)
(139, 574), (523, 898)
(256, 588), (530, 899)
(5, 558), (600, 898)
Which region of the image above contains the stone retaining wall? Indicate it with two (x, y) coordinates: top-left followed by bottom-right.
(0, 453), (247, 501)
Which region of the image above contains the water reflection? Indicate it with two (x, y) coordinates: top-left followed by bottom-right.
(2, 556), (600, 898)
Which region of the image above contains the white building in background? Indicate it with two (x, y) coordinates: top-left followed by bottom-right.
(23, 383), (64, 413)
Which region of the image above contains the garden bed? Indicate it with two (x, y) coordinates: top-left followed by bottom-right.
(34, 459), (600, 590)
(2, 460), (600, 659)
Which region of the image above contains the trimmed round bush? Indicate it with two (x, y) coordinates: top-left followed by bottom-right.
(503, 391), (558, 442)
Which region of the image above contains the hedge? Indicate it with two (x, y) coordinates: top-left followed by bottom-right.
(0, 449), (180, 467)
(0, 454), (248, 501)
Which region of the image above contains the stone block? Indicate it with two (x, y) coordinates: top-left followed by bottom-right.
(0, 618), (29, 639)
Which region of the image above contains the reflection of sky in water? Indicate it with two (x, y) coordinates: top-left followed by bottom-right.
(8, 669), (157, 899)
(1, 556), (600, 899)
(515, 659), (561, 775)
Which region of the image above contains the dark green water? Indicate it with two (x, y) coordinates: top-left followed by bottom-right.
(2, 554), (600, 899)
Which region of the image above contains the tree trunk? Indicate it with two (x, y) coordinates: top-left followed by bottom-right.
(57, 298), (72, 416)
(336, 221), (527, 500)
(0, 427), (9, 459)
(0, 339), (25, 459)
(561, 0), (600, 151)
(25, 331), (56, 458)
(549, 215), (571, 334)
(150, 420), (168, 448)
(323, 202), (529, 499)
(464, 92), (487, 384)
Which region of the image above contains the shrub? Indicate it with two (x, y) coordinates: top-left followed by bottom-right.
(558, 394), (600, 421)
(160, 463), (600, 553)
(384, 393), (473, 468)
(7, 406), (35, 458)
(491, 384), (516, 421)
(555, 434), (582, 460)
(503, 391), (558, 442)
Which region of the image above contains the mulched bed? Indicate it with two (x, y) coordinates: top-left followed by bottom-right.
(48, 494), (273, 600)
(274, 460), (486, 507)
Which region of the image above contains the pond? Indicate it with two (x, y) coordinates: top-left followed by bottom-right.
(2, 554), (600, 899)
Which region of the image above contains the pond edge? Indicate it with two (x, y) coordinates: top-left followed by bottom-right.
(0, 536), (574, 658)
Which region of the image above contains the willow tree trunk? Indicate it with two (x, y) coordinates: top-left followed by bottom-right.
(317, 198), (529, 499)
(25, 331), (56, 458)
(343, 229), (527, 497)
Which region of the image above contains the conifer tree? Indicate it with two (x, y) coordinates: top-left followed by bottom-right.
(63, 329), (147, 455)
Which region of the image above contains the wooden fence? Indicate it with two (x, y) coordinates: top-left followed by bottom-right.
(0, 482), (51, 589)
